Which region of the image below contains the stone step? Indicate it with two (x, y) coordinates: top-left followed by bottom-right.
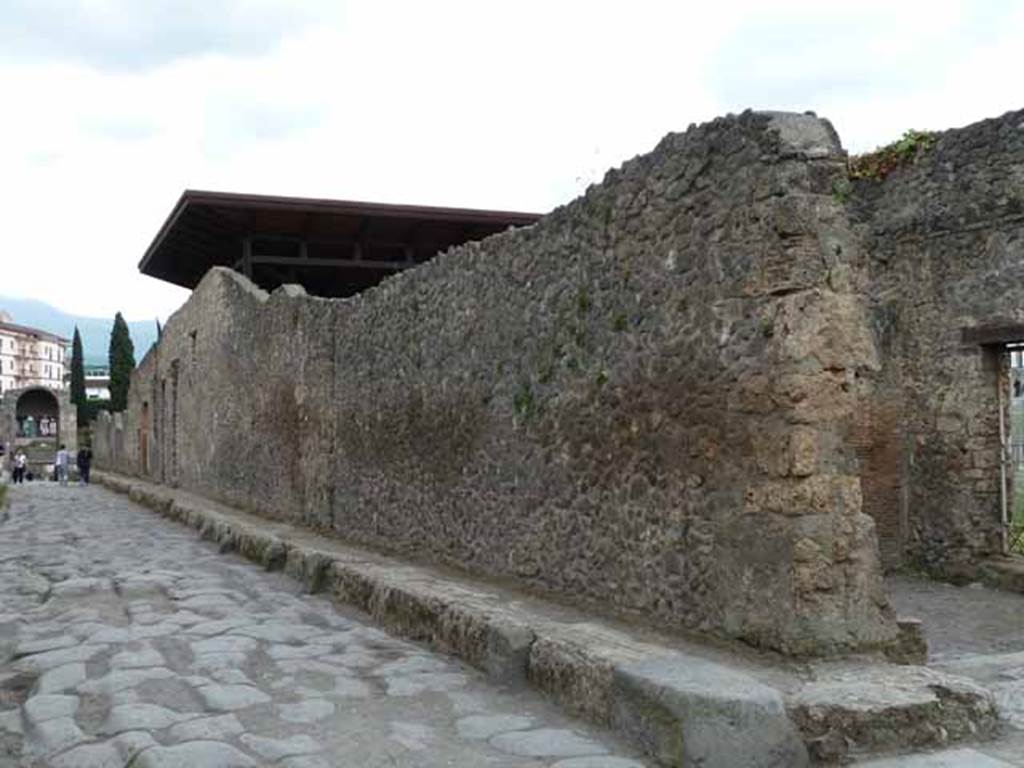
(786, 662), (1000, 763)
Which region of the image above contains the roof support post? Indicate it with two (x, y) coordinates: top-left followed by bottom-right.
(241, 235), (253, 279)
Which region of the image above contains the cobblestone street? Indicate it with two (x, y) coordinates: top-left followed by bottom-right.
(0, 483), (648, 768)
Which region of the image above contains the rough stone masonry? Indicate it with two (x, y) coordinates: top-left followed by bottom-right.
(93, 107), (1024, 658)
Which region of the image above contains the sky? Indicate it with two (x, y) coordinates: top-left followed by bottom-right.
(1, 0), (1021, 321)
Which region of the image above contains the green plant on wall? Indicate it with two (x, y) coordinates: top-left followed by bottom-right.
(831, 177), (853, 203)
(848, 129), (938, 181)
(512, 381), (536, 420)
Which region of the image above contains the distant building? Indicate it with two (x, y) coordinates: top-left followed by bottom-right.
(0, 311), (69, 395)
(85, 369), (111, 400)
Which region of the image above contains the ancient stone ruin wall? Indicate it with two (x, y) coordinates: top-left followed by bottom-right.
(854, 108), (1024, 575)
(95, 111), (900, 656)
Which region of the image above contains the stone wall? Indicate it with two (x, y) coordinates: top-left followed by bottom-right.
(94, 110), (918, 656)
(853, 108), (1024, 576)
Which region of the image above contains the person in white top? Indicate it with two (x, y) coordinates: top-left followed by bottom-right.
(13, 450), (27, 484)
(55, 444), (69, 486)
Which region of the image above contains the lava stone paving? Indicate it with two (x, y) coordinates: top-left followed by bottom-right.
(0, 482), (649, 767)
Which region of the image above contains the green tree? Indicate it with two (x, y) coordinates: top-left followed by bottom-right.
(70, 327), (86, 423)
(108, 312), (135, 412)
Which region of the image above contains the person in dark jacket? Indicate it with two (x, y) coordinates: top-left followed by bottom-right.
(76, 446), (93, 485)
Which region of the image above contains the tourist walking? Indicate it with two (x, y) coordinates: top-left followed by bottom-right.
(76, 446), (93, 485)
(12, 450), (27, 484)
(55, 444), (69, 486)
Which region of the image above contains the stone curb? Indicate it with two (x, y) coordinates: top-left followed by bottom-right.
(94, 471), (810, 768)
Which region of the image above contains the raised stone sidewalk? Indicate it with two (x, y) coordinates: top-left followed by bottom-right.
(93, 471), (1008, 767)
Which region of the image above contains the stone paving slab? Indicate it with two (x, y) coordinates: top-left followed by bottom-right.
(87, 470), (1016, 766)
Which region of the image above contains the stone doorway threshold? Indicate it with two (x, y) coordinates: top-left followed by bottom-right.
(93, 471), (1013, 767)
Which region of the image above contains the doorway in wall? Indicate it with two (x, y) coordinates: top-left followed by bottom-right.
(1006, 344), (1024, 553)
(140, 401), (150, 475)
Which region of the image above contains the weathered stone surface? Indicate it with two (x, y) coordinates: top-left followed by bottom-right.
(22, 694), (78, 725)
(787, 663), (999, 762)
(37, 662), (86, 694)
(280, 756), (333, 768)
(613, 657), (809, 768)
(278, 698), (335, 723)
(51, 742), (122, 768)
(166, 713), (245, 741)
(135, 740), (256, 768)
(24, 715), (85, 756)
(78, 667), (177, 695)
(110, 645), (165, 669)
(456, 714), (534, 739)
(101, 703), (192, 733)
(195, 683), (271, 711)
(239, 732), (321, 760)
(12, 644), (102, 673)
(490, 728), (607, 758)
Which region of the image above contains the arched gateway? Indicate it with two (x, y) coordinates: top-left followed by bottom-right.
(15, 388), (60, 440)
(0, 386), (77, 478)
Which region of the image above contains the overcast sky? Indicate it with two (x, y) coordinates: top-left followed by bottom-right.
(1, 0), (1021, 321)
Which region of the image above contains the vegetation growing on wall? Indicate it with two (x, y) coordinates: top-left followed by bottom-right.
(848, 129), (938, 181)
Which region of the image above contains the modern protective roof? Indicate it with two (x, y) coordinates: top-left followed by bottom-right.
(139, 189), (542, 297)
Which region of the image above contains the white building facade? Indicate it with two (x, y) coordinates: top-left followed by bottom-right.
(85, 371), (111, 400)
(0, 315), (69, 395)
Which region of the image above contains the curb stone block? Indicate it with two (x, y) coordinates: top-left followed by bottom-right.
(612, 658), (809, 768)
(786, 664), (999, 763)
(527, 636), (617, 726)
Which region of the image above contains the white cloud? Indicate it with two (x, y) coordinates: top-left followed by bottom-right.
(0, 0), (1019, 320)
(0, 0), (343, 72)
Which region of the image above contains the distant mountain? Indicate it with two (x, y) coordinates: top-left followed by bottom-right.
(0, 296), (160, 368)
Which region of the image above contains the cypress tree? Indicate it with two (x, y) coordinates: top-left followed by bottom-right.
(70, 327), (86, 422)
(108, 312), (136, 412)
